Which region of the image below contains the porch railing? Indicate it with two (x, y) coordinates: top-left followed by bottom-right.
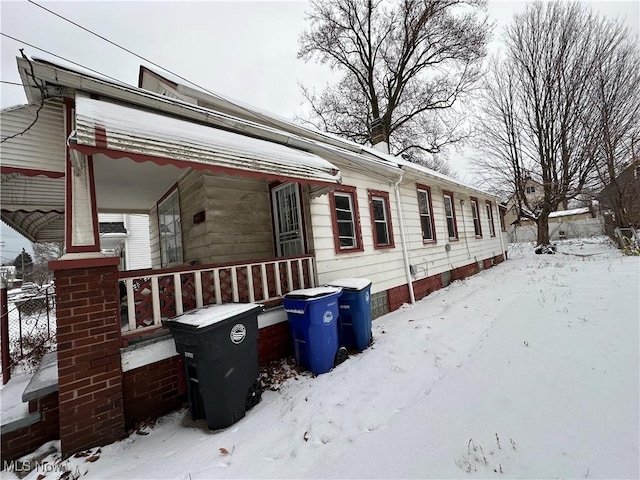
(118, 254), (316, 335)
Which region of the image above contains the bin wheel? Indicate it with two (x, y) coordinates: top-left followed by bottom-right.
(245, 380), (263, 411)
(335, 347), (349, 366)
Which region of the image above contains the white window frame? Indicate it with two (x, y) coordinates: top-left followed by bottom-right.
(334, 191), (358, 250)
(471, 198), (482, 237)
(417, 187), (435, 242)
(158, 188), (183, 267)
(370, 194), (392, 247)
(443, 193), (458, 240)
(486, 201), (496, 237)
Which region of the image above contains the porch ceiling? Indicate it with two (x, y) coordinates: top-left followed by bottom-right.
(1, 210), (65, 243)
(92, 154), (184, 213)
(1, 173), (65, 242)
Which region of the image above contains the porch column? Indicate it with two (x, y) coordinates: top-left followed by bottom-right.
(64, 98), (101, 254)
(49, 257), (125, 456)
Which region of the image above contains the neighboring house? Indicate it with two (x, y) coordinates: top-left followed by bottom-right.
(0, 56), (506, 460)
(598, 161), (640, 229)
(0, 265), (17, 286)
(502, 178), (544, 227)
(99, 213), (152, 270)
(506, 207), (603, 243)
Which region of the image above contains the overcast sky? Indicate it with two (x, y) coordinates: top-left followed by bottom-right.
(0, 0), (638, 261)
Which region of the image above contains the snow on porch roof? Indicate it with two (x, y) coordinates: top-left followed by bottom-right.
(71, 96), (342, 186)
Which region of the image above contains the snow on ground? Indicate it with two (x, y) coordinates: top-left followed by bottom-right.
(0, 374), (32, 426)
(3, 238), (639, 479)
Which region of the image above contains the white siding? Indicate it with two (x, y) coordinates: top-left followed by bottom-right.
(310, 165), (405, 294)
(0, 101), (65, 174)
(149, 203), (161, 268)
(399, 179), (504, 280)
(99, 213), (124, 222)
(311, 164), (506, 294)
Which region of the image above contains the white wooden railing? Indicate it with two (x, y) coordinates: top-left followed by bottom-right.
(118, 255), (316, 335)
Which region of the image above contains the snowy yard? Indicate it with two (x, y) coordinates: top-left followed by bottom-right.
(4, 239), (639, 479)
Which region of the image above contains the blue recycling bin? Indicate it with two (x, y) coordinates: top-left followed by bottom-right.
(283, 287), (344, 375)
(327, 278), (373, 351)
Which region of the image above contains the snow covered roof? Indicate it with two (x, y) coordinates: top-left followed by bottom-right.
(72, 96), (342, 185)
(140, 66), (498, 198)
(17, 55), (497, 199)
(393, 155), (498, 199)
(549, 207), (591, 218)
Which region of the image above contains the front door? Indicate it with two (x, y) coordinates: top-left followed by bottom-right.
(272, 183), (304, 257)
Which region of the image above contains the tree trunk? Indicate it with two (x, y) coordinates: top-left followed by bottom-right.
(537, 213), (550, 245)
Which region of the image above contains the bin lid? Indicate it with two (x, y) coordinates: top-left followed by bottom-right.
(164, 303), (263, 329)
(284, 286), (341, 299)
(326, 277), (372, 291)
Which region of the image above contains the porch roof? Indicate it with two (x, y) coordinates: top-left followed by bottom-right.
(70, 96), (342, 186)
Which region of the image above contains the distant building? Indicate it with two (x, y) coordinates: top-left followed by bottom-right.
(503, 178), (544, 227)
(0, 265), (17, 285)
(99, 214), (152, 270)
(598, 161), (640, 229)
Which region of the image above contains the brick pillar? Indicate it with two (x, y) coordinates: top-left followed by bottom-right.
(50, 256), (124, 456)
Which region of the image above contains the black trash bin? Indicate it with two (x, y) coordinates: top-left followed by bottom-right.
(163, 303), (263, 430)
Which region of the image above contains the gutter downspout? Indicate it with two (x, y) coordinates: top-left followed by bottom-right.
(393, 170), (416, 305)
(459, 199), (471, 259)
(498, 203), (507, 260)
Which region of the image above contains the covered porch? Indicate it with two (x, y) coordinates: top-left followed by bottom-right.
(1, 81), (341, 458)
(1, 93), (341, 329)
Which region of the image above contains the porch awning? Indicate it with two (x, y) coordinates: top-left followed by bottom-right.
(71, 96), (341, 186)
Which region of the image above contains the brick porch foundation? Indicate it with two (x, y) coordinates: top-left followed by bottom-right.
(51, 258), (126, 456)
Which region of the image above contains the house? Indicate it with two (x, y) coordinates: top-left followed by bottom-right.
(502, 178), (544, 227)
(99, 214), (152, 270)
(0, 265), (17, 286)
(506, 207), (603, 243)
(598, 161), (640, 230)
(0, 55), (506, 461)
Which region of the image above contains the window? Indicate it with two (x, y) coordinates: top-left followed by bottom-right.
(368, 190), (394, 249)
(329, 187), (363, 253)
(470, 197), (482, 237)
(443, 191), (458, 240)
(526, 186), (536, 194)
(158, 186), (183, 267)
(416, 184), (436, 243)
(486, 200), (496, 237)
(499, 205), (507, 232)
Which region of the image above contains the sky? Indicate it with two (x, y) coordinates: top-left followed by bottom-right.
(2, 238), (638, 478)
(0, 0), (638, 260)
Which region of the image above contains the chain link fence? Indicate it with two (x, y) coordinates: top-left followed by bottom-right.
(2, 285), (57, 376)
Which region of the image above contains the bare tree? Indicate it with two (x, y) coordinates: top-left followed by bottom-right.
(297, 0), (490, 169)
(473, 1), (637, 245)
(30, 242), (64, 285)
(588, 26), (640, 230)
